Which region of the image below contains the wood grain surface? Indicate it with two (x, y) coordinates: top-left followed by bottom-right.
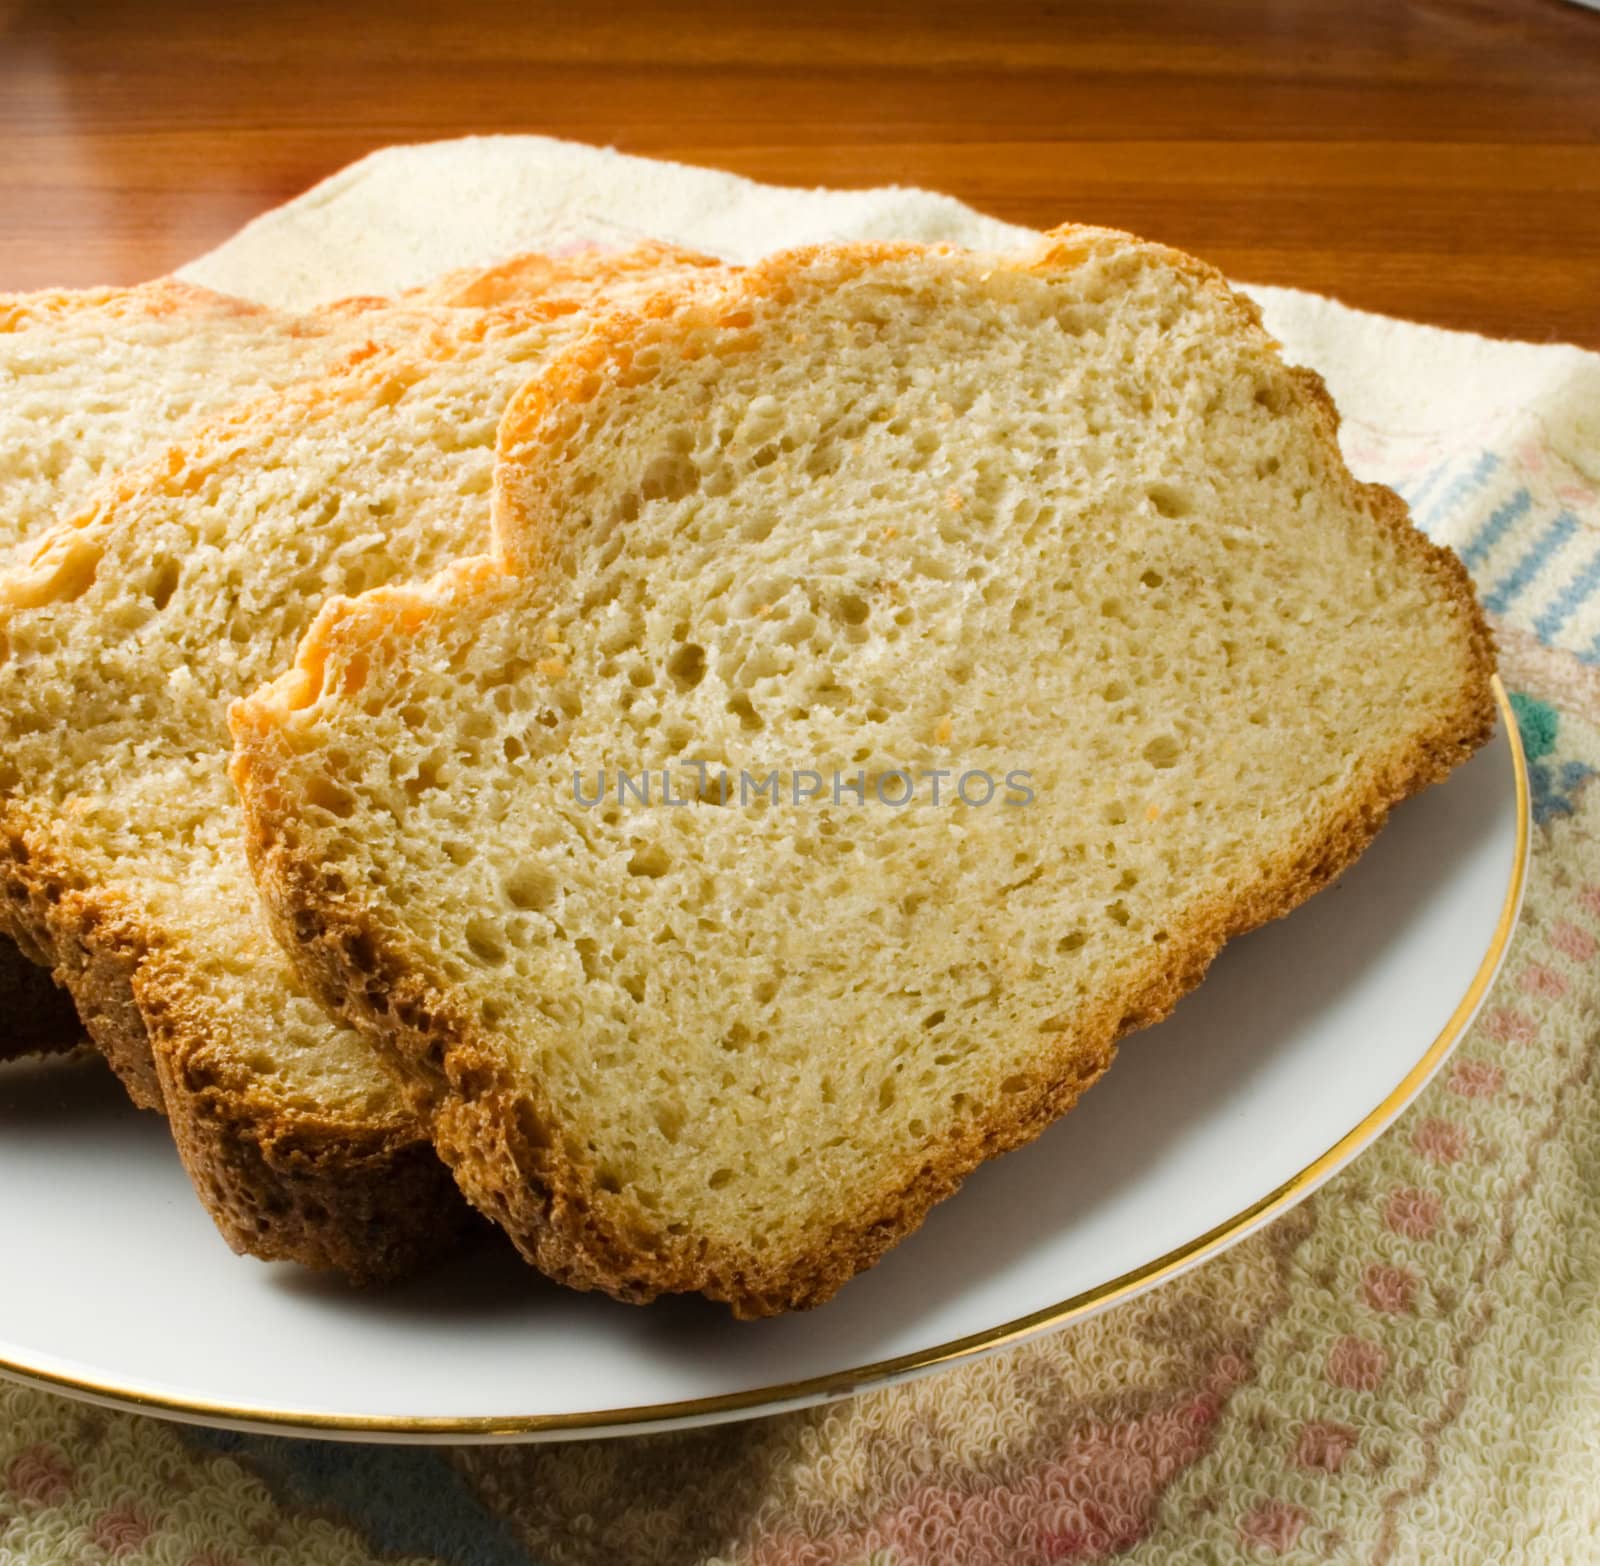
(1, 0), (1596, 344)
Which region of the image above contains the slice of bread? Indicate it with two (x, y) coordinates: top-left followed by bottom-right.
(0, 264), (565, 1066)
(0, 250), (683, 1074)
(0, 244), (727, 1277)
(233, 229), (1495, 1316)
(0, 279), (411, 1057)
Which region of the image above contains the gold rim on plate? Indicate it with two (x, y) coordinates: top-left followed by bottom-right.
(0, 677), (1530, 1441)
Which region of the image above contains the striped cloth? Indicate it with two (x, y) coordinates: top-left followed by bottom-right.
(3, 140), (1598, 1564)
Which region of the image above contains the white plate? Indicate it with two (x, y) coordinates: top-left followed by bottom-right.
(0, 683), (1527, 1443)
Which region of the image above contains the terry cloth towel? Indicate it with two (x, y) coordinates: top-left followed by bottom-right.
(3, 137), (1599, 1565)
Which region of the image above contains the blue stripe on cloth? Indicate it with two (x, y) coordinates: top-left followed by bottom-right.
(182, 1429), (536, 1566)
(1485, 512), (1580, 616)
(1579, 625), (1600, 667)
(1396, 456), (1452, 514)
(1419, 450), (1500, 534)
(1458, 487), (1534, 572)
(1532, 523), (1600, 643)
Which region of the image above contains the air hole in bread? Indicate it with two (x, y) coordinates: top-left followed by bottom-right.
(1147, 483), (1192, 519)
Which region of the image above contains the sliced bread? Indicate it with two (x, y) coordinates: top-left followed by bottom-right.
(0, 244), (728, 1277)
(0, 262), (578, 1065)
(232, 230), (1495, 1315)
(0, 278), (409, 1058)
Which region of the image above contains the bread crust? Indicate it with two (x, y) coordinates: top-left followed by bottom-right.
(134, 941), (483, 1278)
(0, 279), (267, 333)
(232, 229), (1496, 1315)
(406, 242), (725, 309)
(0, 246), (725, 1278)
(0, 787), (472, 1274)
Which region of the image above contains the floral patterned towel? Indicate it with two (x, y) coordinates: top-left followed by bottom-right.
(4, 139), (1598, 1564)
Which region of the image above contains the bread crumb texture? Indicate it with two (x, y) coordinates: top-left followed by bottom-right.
(0, 280), (392, 566)
(232, 229), (1493, 1315)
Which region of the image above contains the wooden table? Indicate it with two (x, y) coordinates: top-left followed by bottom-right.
(2, 0), (1596, 345)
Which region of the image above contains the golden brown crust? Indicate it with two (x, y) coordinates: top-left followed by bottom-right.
(404, 254), (570, 308)
(45, 888), (166, 1107)
(232, 233), (1497, 1316)
(406, 242), (724, 310)
(0, 803), (177, 1103)
(0, 813), (120, 1051)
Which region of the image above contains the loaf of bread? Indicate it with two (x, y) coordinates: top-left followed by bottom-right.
(0, 244), (727, 1277)
(230, 229), (1495, 1315)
